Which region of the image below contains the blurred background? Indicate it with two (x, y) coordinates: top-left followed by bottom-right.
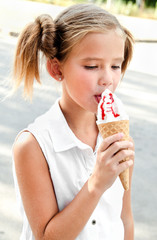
(0, 0), (157, 239)
(21, 0), (157, 19)
(15, 0), (157, 19)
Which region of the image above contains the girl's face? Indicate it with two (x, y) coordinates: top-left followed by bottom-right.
(60, 31), (125, 114)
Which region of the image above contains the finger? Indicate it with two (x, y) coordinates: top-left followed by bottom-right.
(105, 140), (133, 159)
(117, 159), (133, 175)
(98, 133), (124, 153)
(128, 136), (135, 150)
(113, 149), (135, 164)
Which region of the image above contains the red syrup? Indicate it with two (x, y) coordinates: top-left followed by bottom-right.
(100, 96), (106, 120)
(100, 92), (120, 120)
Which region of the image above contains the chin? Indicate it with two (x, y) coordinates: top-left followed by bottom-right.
(91, 106), (98, 115)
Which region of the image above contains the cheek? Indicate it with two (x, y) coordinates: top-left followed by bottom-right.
(74, 69), (95, 88)
(113, 73), (121, 91)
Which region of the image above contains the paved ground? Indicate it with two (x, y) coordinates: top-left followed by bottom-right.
(0, 0), (157, 239)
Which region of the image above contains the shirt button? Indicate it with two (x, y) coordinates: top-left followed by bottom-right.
(92, 219), (96, 225)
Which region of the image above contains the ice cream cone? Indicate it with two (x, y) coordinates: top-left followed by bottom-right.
(98, 120), (130, 191)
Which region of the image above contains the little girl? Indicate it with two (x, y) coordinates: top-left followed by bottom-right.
(13, 3), (135, 240)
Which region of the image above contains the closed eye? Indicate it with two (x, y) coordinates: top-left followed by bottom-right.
(112, 65), (121, 70)
(84, 66), (98, 70)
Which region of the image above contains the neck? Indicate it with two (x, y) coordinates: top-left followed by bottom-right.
(59, 97), (99, 150)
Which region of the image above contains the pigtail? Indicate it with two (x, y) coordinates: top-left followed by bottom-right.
(122, 28), (134, 74)
(13, 14), (56, 99)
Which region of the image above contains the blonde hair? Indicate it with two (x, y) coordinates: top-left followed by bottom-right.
(13, 4), (134, 99)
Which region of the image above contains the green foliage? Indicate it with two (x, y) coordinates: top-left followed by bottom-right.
(112, 0), (157, 8)
(104, 0), (157, 18)
(109, 0), (138, 16)
(145, 0), (157, 7)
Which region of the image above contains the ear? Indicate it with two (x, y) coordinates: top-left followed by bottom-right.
(47, 58), (63, 81)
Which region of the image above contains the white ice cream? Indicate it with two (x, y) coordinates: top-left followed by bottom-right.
(96, 89), (129, 124)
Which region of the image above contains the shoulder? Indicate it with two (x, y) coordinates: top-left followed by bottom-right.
(13, 131), (39, 156)
(13, 131), (47, 172)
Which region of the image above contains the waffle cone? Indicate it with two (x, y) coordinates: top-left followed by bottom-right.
(98, 120), (129, 191)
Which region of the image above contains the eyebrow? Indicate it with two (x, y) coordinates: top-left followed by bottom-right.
(81, 57), (124, 62)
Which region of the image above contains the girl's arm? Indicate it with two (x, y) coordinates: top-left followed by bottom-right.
(121, 137), (135, 240)
(13, 131), (134, 240)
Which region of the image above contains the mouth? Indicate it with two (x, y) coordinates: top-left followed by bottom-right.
(95, 94), (102, 104)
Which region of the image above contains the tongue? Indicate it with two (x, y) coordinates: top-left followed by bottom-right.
(96, 95), (102, 103)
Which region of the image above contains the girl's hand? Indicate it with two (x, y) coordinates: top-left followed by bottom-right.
(89, 133), (134, 195)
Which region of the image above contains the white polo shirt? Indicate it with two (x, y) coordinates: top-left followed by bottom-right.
(13, 99), (124, 240)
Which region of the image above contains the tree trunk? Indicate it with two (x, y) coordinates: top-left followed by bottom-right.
(106, 0), (112, 9)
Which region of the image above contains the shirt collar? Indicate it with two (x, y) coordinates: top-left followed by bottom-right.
(48, 99), (93, 152)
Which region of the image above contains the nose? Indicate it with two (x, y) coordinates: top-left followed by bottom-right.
(98, 68), (112, 87)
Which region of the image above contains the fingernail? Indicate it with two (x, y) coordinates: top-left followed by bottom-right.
(128, 160), (133, 166)
(129, 142), (133, 147)
(119, 132), (124, 138)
